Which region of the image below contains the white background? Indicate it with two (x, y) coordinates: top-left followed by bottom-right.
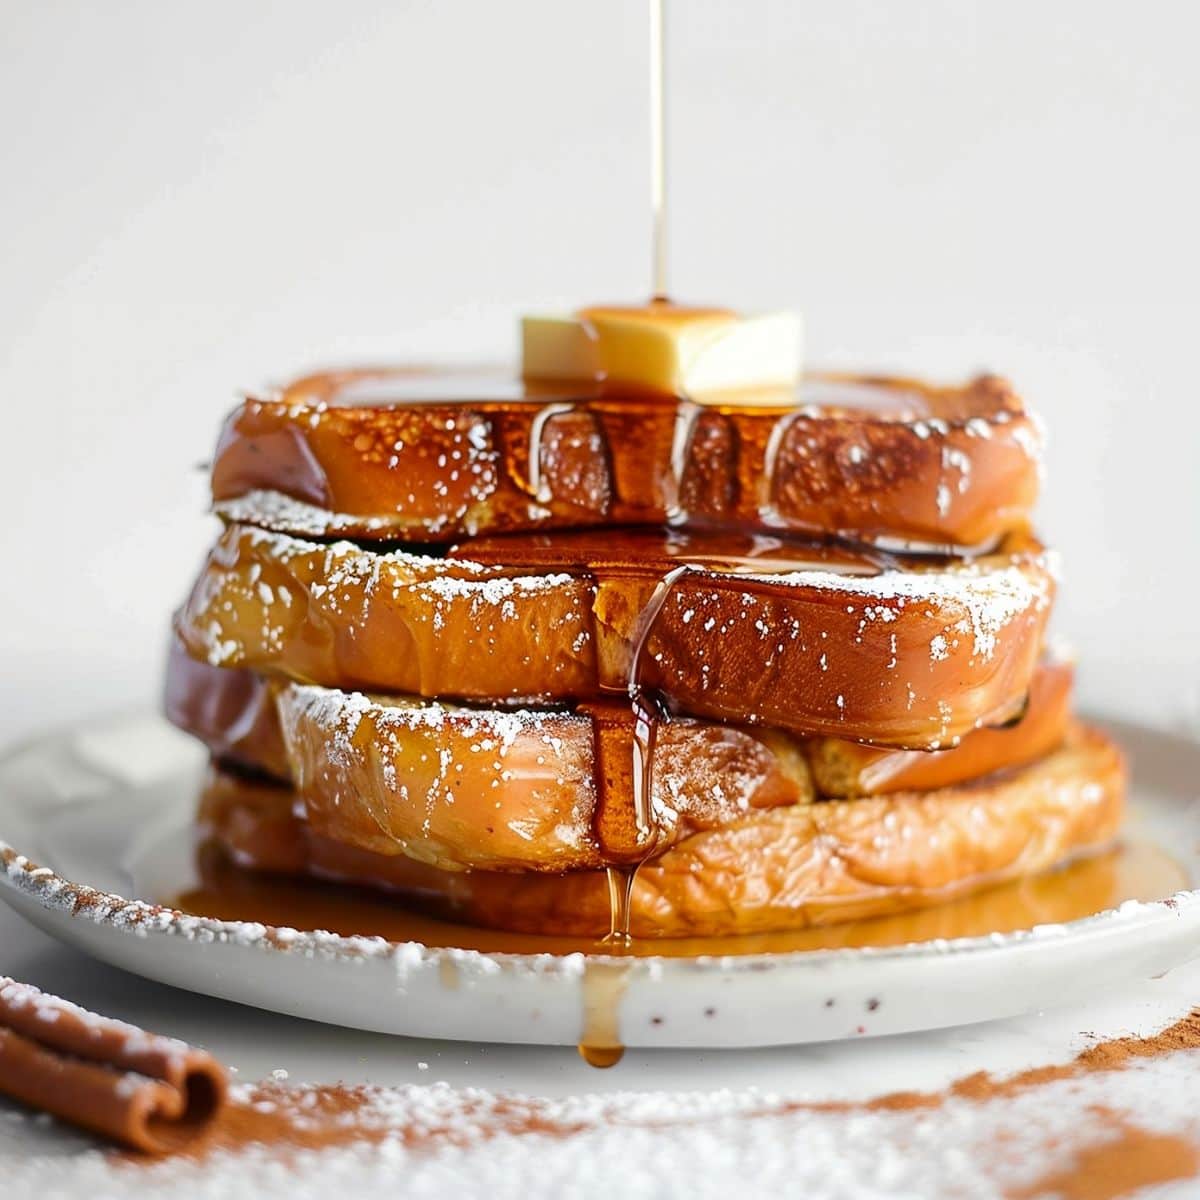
(1, 0), (1198, 743)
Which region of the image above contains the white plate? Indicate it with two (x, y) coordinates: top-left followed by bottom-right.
(1, 713), (1198, 1050)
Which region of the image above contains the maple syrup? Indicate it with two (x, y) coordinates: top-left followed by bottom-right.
(177, 837), (1182, 960)
(578, 961), (631, 1068)
(454, 522), (899, 944)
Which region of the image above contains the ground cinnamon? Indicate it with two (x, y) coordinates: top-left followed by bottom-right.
(823, 1008), (1200, 1113)
(164, 1007), (1200, 1200)
(1009, 1108), (1199, 1200)
(182, 1085), (592, 1159)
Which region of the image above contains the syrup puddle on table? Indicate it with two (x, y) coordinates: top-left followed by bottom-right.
(171, 838), (1186, 1069)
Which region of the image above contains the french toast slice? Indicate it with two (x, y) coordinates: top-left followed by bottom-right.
(167, 640), (1072, 808)
(166, 649), (1074, 873)
(212, 368), (1041, 549)
(175, 524), (1054, 749)
(197, 724), (1125, 938)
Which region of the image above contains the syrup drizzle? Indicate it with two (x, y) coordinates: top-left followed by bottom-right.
(584, 564), (692, 950)
(757, 407), (807, 528)
(648, 0), (668, 301)
(664, 399), (702, 521)
(526, 402), (575, 503)
(566, 393), (856, 1058)
(604, 564), (691, 945)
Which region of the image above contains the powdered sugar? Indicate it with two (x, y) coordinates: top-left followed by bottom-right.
(748, 557), (1051, 661)
(285, 684), (578, 760)
(418, 573), (576, 607)
(215, 491), (396, 538)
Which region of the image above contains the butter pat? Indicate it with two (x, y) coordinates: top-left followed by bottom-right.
(522, 305), (803, 402)
(519, 314), (601, 383)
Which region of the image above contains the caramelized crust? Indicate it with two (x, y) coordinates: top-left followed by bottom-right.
(175, 524), (1054, 749)
(166, 642), (1073, 822)
(212, 369), (1041, 549)
(198, 725), (1125, 938)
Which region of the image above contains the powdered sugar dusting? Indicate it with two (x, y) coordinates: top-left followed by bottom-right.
(751, 557), (1052, 661)
(215, 491), (396, 538)
(284, 684), (577, 760)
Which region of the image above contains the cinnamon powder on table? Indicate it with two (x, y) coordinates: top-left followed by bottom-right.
(3, 986), (1190, 1196)
(137, 1009), (1200, 1200)
(1008, 1109), (1198, 1200)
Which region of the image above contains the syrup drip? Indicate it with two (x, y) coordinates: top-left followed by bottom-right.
(757, 407), (806, 529)
(438, 957), (461, 991)
(523, 392), (702, 527)
(526, 402), (574, 503)
(603, 867), (637, 950)
(590, 564), (692, 946)
(578, 960), (632, 1068)
(663, 399), (702, 521)
(578, 693), (661, 944)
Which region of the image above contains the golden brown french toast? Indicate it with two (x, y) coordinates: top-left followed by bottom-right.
(212, 368), (1041, 549)
(165, 645), (1074, 873)
(174, 524), (1054, 750)
(197, 724), (1125, 938)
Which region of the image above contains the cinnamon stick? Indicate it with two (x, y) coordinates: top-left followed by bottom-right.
(0, 976), (227, 1154)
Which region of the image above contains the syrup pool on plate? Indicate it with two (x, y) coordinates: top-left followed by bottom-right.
(173, 837), (1185, 961)
(170, 836), (1187, 1068)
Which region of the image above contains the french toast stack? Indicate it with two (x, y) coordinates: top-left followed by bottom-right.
(166, 307), (1125, 940)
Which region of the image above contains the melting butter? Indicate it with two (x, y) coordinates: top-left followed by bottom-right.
(522, 304), (803, 403)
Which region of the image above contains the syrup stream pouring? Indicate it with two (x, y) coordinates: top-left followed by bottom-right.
(580, 0), (672, 1065)
(649, 0), (668, 302)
